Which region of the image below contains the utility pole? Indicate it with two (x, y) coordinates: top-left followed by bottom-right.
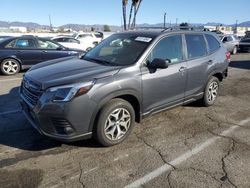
(235, 19), (238, 34)
(176, 18), (178, 27)
(163, 13), (167, 28)
(49, 15), (53, 31)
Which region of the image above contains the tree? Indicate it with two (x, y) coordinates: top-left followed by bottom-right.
(131, 0), (142, 29)
(179, 22), (189, 27)
(103, 25), (111, 32)
(122, 0), (128, 30)
(122, 0), (142, 30)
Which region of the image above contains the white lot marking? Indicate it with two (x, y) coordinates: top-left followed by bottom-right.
(0, 109), (21, 116)
(125, 117), (250, 188)
(0, 78), (22, 82)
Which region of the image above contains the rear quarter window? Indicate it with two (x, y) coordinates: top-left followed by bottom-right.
(185, 34), (207, 59)
(205, 34), (221, 53)
(5, 39), (17, 48)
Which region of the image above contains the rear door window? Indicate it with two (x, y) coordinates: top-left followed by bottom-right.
(16, 39), (36, 48)
(185, 34), (207, 59)
(205, 34), (220, 53)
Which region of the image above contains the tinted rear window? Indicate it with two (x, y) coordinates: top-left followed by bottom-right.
(205, 34), (220, 53)
(185, 34), (207, 59)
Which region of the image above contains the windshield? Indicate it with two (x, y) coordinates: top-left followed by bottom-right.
(83, 33), (154, 66)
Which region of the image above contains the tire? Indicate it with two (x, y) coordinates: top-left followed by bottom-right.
(202, 76), (220, 107)
(95, 98), (135, 147)
(232, 46), (237, 55)
(0, 58), (20, 75)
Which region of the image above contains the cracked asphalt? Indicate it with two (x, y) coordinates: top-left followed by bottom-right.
(0, 54), (250, 188)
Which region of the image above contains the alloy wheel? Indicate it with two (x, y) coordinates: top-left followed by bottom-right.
(207, 81), (218, 102)
(2, 60), (19, 74)
(104, 108), (131, 141)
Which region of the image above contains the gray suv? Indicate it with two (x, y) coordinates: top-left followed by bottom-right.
(20, 30), (230, 146)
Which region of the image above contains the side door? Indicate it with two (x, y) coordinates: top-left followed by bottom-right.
(141, 34), (187, 114)
(12, 38), (43, 67)
(37, 39), (74, 61)
(184, 34), (212, 98)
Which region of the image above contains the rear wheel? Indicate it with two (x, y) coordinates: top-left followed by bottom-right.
(232, 46), (237, 55)
(95, 99), (135, 146)
(201, 76), (220, 107)
(0, 59), (20, 75)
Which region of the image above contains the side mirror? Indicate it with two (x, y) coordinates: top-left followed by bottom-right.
(147, 58), (170, 69)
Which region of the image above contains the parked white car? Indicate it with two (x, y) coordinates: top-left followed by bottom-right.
(51, 36), (91, 51)
(72, 32), (103, 50)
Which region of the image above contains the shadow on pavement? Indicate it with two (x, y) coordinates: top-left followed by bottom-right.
(229, 60), (250, 70)
(0, 86), (21, 112)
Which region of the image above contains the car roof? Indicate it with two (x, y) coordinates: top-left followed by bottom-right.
(116, 29), (216, 38)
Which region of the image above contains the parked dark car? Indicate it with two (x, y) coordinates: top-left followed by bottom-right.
(0, 36), (11, 42)
(20, 30), (230, 146)
(239, 38), (250, 52)
(0, 36), (84, 75)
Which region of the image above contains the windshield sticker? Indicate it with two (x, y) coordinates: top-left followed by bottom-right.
(135, 37), (152, 43)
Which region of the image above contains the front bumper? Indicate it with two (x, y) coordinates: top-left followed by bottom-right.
(20, 92), (96, 142)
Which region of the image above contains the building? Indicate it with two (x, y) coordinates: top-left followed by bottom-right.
(9, 26), (27, 33)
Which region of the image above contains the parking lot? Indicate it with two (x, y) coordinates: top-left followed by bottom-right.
(0, 53), (249, 188)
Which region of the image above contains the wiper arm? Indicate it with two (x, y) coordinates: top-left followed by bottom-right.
(83, 57), (112, 65)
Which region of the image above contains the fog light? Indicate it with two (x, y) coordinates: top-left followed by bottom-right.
(64, 127), (74, 134)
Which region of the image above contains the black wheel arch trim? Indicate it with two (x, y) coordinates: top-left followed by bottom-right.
(1, 56), (22, 68)
(88, 89), (142, 132)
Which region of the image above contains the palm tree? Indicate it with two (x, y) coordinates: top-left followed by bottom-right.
(122, 0), (128, 30)
(131, 0), (142, 29)
(128, 0), (136, 30)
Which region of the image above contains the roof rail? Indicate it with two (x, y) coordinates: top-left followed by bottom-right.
(162, 26), (207, 32)
(135, 26), (208, 32)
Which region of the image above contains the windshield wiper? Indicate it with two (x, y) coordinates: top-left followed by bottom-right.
(83, 56), (112, 65)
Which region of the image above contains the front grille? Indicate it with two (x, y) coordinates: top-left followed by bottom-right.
(21, 78), (43, 106)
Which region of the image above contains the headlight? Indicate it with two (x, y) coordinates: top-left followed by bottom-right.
(48, 81), (94, 102)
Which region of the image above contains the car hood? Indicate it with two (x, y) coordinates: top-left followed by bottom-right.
(25, 56), (120, 90)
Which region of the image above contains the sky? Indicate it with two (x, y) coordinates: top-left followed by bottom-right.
(0, 0), (249, 26)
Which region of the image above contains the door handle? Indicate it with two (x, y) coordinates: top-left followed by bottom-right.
(179, 66), (186, 72)
(207, 60), (213, 65)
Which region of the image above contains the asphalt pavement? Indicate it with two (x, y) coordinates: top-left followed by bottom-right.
(0, 54), (250, 188)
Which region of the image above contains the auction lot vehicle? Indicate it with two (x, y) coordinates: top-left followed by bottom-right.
(219, 35), (239, 55)
(51, 36), (84, 50)
(20, 30), (229, 146)
(73, 32), (102, 51)
(0, 36), (84, 75)
(239, 38), (250, 52)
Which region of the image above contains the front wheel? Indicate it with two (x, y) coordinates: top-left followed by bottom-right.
(95, 99), (135, 147)
(0, 59), (20, 75)
(202, 76), (220, 107)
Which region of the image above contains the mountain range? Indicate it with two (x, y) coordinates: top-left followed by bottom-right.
(1, 20), (250, 31)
